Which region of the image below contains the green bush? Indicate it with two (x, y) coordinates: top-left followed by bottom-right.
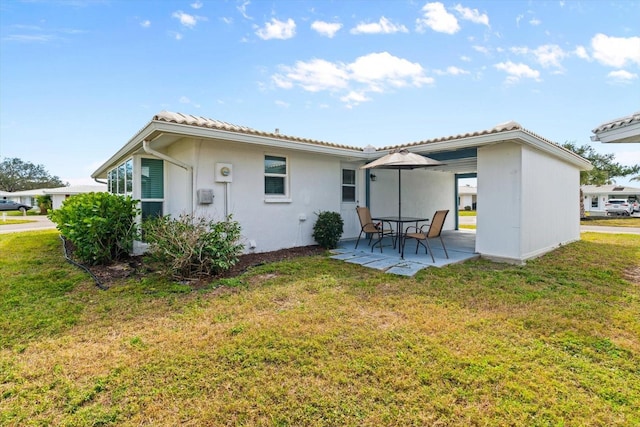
(49, 192), (140, 265)
(142, 214), (244, 280)
(312, 211), (344, 249)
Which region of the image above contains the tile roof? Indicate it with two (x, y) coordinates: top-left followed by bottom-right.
(383, 120), (561, 150)
(592, 112), (640, 134)
(149, 112), (583, 165)
(153, 111), (360, 151)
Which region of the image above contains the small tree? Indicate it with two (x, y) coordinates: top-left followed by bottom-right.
(49, 192), (140, 265)
(312, 211), (344, 249)
(35, 194), (52, 215)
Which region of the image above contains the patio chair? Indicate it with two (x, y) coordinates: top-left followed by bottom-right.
(355, 206), (395, 252)
(401, 209), (450, 262)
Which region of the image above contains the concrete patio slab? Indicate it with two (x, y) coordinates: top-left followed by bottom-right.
(330, 230), (479, 277)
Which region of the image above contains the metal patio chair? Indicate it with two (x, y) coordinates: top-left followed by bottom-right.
(355, 206), (395, 252)
(401, 209), (450, 262)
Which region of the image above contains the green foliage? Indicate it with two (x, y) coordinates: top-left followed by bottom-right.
(142, 214), (244, 280)
(0, 157), (67, 192)
(35, 194), (52, 214)
(562, 142), (640, 185)
(48, 192), (140, 265)
(312, 211), (344, 249)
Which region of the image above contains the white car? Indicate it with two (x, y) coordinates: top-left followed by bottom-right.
(604, 199), (634, 216)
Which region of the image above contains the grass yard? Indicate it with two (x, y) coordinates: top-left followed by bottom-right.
(1, 230), (639, 426)
(581, 217), (640, 228)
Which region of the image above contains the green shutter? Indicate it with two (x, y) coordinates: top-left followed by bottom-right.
(141, 158), (164, 199)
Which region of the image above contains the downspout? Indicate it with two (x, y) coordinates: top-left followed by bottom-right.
(94, 178), (107, 185)
(143, 139), (195, 215)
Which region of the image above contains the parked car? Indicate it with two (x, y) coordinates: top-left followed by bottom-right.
(604, 199), (634, 216)
(0, 199), (33, 213)
(631, 200), (640, 213)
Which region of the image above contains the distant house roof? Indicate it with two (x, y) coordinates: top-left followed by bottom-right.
(591, 112), (640, 143)
(581, 184), (640, 196)
(458, 185), (477, 195)
(44, 185), (106, 195)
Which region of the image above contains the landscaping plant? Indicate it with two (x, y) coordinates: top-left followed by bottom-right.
(142, 214), (243, 280)
(312, 210), (344, 249)
(48, 192), (139, 265)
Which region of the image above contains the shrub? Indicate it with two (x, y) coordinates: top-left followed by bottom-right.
(142, 214), (244, 280)
(312, 211), (344, 249)
(464, 205), (472, 211)
(49, 192), (140, 265)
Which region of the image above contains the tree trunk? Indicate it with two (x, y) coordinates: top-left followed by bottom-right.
(580, 188), (586, 219)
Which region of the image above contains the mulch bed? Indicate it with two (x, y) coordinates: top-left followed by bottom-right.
(62, 238), (326, 288)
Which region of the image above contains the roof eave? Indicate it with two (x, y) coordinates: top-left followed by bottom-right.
(590, 121), (640, 143)
(394, 129), (593, 171)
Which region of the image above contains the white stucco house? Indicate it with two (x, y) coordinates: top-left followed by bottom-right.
(591, 112), (640, 144)
(1, 185), (106, 210)
(44, 185), (107, 209)
(457, 185), (477, 211)
(582, 184), (640, 215)
(92, 111), (592, 264)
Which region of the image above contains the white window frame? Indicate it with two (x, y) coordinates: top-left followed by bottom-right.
(341, 168), (356, 203)
(264, 154), (291, 203)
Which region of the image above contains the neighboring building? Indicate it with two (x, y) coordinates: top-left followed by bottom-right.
(1, 185), (106, 210)
(44, 185), (107, 209)
(591, 112), (640, 144)
(92, 111), (592, 264)
(458, 185), (476, 210)
(582, 184), (640, 215)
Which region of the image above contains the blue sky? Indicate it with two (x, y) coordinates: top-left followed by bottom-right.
(1, 0), (639, 187)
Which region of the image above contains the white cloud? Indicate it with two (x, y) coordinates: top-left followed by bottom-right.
(472, 45), (489, 54)
(237, 0), (251, 20)
(607, 69), (638, 84)
(416, 2), (460, 34)
(140, 20), (151, 28)
(574, 45), (590, 61)
(460, 55), (472, 62)
(172, 11), (206, 28)
(311, 21), (342, 38)
(452, 4), (489, 26)
(169, 31), (183, 40)
(340, 91), (371, 108)
(272, 52), (433, 107)
(256, 18), (296, 40)
(191, 1), (203, 9)
(434, 66), (470, 76)
(511, 44), (567, 69)
(350, 16), (408, 35)
(273, 59), (349, 92)
(529, 18), (541, 26)
(275, 100), (290, 108)
(591, 33), (640, 67)
(494, 61), (541, 84)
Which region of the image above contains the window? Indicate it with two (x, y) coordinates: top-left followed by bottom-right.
(591, 197), (598, 208)
(107, 158), (133, 196)
(264, 155), (287, 196)
(342, 169), (356, 202)
(141, 158), (164, 219)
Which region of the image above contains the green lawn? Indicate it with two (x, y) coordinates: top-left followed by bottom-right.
(1, 230), (639, 426)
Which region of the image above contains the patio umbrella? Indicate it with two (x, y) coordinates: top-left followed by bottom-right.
(361, 149), (444, 220)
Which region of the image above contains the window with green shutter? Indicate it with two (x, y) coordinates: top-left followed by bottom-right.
(141, 158), (164, 199)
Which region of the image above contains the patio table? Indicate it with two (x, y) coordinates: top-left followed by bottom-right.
(372, 216), (430, 256)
